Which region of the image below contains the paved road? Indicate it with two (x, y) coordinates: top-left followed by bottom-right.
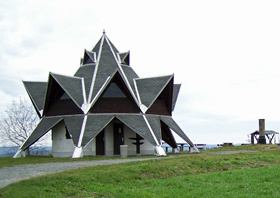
(0, 157), (162, 188)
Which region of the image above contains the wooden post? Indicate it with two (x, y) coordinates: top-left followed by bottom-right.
(251, 134), (255, 144)
(258, 119), (266, 144)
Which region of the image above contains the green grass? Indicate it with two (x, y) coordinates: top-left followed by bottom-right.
(1, 144), (274, 168)
(204, 144), (278, 152)
(0, 155), (156, 168)
(1, 148), (280, 197)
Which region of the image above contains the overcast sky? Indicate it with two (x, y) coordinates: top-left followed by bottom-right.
(1, 0), (280, 145)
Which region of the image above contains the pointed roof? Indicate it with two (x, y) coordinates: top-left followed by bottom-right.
(74, 64), (96, 100)
(20, 117), (63, 150)
(88, 35), (121, 102)
(43, 73), (84, 116)
(89, 70), (140, 113)
(121, 65), (139, 95)
(82, 50), (96, 65)
(64, 115), (85, 146)
(50, 73), (85, 107)
(172, 84), (181, 111)
(119, 51), (130, 65)
(15, 32), (197, 158)
(82, 115), (115, 146)
(116, 114), (158, 145)
(86, 35), (140, 110)
(23, 81), (47, 117)
(145, 115), (162, 143)
(135, 75), (174, 109)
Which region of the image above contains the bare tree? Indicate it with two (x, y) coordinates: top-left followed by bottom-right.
(0, 98), (39, 154)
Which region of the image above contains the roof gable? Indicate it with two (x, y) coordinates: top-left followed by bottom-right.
(89, 37), (120, 102)
(43, 74), (83, 116)
(135, 75), (174, 110)
(82, 50), (96, 65)
(118, 51), (130, 65)
(146, 76), (174, 116)
(90, 71), (140, 113)
(50, 73), (85, 107)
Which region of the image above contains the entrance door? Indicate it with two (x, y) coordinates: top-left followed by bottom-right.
(96, 130), (105, 155)
(113, 123), (124, 155)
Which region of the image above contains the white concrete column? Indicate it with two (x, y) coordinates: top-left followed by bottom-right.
(72, 147), (83, 158)
(13, 149), (26, 158)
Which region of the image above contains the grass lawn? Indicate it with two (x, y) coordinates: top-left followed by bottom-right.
(0, 155), (155, 168)
(1, 145), (280, 197)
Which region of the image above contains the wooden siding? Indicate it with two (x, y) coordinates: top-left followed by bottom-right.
(146, 99), (170, 116)
(90, 98), (139, 113)
(46, 99), (83, 116)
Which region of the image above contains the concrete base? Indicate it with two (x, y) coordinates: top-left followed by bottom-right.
(13, 149), (26, 158)
(52, 152), (73, 158)
(172, 148), (180, 153)
(72, 147), (83, 158)
(190, 146), (200, 153)
(120, 145), (128, 157)
(155, 146), (166, 156)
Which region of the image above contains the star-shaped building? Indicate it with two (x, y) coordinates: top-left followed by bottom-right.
(14, 32), (197, 158)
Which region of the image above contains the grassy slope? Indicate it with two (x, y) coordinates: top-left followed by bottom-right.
(0, 155), (155, 168)
(1, 145), (280, 197)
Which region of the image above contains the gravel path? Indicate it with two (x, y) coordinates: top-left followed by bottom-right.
(0, 157), (162, 188)
(0, 150), (258, 188)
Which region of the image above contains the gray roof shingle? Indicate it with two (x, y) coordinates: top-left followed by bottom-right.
(92, 36), (103, 57)
(135, 75), (173, 108)
(23, 81), (47, 115)
(83, 50), (95, 64)
(119, 51), (130, 65)
(121, 65), (139, 96)
(116, 114), (157, 145)
(160, 116), (194, 147)
(90, 38), (120, 101)
(74, 64), (96, 100)
(82, 115), (115, 147)
(64, 115), (85, 146)
(21, 117), (63, 150)
(172, 84), (181, 111)
(145, 115), (162, 143)
(51, 73), (84, 107)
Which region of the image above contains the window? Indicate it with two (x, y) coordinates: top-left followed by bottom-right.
(102, 82), (126, 98)
(59, 92), (71, 100)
